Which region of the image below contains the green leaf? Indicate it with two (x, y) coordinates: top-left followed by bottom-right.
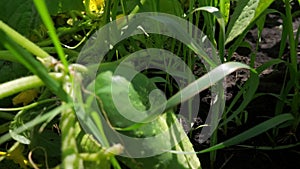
(190, 6), (226, 61)
(256, 59), (284, 74)
(0, 0), (41, 37)
(253, 0), (275, 21)
(61, 0), (84, 13)
(220, 0), (230, 24)
(225, 0), (275, 44)
(9, 101), (58, 144)
(158, 0), (183, 16)
(0, 104), (71, 145)
(29, 129), (62, 167)
(221, 72), (259, 127)
(0, 60), (29, 107)
(225, 0), (259, 44)
(167, 62), (251, 110)
(132, 0), (183, 16)
(33, 0), (70, 74)
(226, 8), (278, 59)
(30, 129), (61, 157)
(0, 61), (28, 83)
(45, 0), (85, 15)
(200, 113), (294, 153)
(45, 0), (60, 15)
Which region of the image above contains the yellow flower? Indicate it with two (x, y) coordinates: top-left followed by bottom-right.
(0, 142), (31, 169)
(85, 0), (105, 13)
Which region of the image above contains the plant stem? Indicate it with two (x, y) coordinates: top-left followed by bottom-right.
(33, 0), (69, 74)
(0, 21), (51, 60)
(0, 73), (63, 100)
(284, 0), (300, 131)
(0, 47), (78, 63)
(284, 0), (297, 71)
(0, 99), (59, 111)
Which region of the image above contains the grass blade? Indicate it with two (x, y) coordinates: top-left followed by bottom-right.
(191, 6), (226, 62)
(33, 0), (69, 73)
(199, 113), (294, 153)
(166, 62), (251, 110)
(119, 62), (252, 132)
(220, 72), (259, 127)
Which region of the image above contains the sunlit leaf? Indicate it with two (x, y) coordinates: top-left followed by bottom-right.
(226, 0), (259, 44)
(225, 0), (275, 44)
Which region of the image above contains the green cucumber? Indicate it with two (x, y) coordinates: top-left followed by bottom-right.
(88, 70), (201, 169)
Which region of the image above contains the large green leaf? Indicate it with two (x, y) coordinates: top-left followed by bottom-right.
(30, 129), (61, 153)
(45, 0), (85, 15)
(0, 0), (41, 37)
(219, 0), (230, 24)
(225, 0), (274, 44)
(0, 61), (28, 84)
(253, 0), (275, 22)
(225, 0), (259, 44)
(0, 0), (84, 39)
(158, 0), (183, 16)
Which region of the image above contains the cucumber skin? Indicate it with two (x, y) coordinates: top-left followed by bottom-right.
(91, 71), (201, 169)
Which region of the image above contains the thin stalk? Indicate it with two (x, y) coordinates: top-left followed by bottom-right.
(0, 99), (59, 111)
(37, 24), (93, 47)
(33, 0), (69, 74)
(284, 0), (297, 70)
(0, 21), (54, 66)
(0, 47), (79, 63)
(187, 0), (195, 129)
(284, 0), (299, 131)
(0, 31), (70, 102)
(130, 0), (147, 15)
(0, 73), (63, 100)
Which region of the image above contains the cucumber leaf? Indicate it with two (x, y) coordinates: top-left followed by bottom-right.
(0, 0), (41, 37)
